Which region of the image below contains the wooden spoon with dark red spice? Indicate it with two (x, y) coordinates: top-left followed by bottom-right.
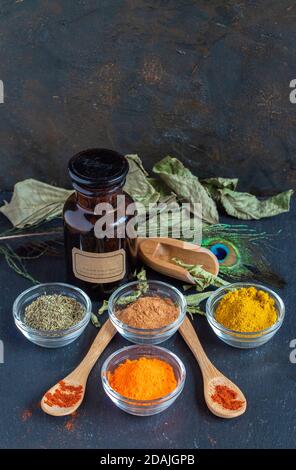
(179, 316), (247, 418)
(41, 319), (116, 416)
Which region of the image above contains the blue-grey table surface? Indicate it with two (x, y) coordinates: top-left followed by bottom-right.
(0, 195), (295, 450)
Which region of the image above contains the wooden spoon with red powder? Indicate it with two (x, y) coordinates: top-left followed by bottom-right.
(179, 316), (247, 418)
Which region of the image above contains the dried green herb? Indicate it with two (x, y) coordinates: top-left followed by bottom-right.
(91, 313), (101, 328)
(116, 267), (149, 306)
(24, 294), (85, 331)
(173, 257), (228, 291)
(0, 244), (39, 284)
(98, 300), (109, 316)
(185, 291), (213, 317)
(186, 305), (205, 317)
(95, 267), (149, 321)
(186, 291), (213, 305)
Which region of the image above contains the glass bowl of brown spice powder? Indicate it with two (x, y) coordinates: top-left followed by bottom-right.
(13, 283), (92, 348)
(108, 281), (187, 344)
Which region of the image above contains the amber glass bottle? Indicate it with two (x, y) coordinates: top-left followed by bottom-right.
(63, 148), (136, 299)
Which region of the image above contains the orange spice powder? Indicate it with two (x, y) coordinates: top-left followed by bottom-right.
(44, 380), (83, 408)
(108, 356), (177, 400)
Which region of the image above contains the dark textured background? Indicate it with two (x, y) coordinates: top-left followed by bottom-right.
(0, 0), (296, 192)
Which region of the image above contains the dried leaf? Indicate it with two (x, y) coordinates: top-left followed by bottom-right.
(0, 179), (73, 228)
(124, 155), (160, 206)
(153, 156), (219, 224)
(201, 177), (238, 198)
(218, 188), (294, 220)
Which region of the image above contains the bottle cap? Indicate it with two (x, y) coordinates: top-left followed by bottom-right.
(69, 148), (128, 189)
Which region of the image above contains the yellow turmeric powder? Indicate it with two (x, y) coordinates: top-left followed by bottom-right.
(215, 287), (277, 332)
(108, 357), (177, 400)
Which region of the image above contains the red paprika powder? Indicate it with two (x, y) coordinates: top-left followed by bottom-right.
(211, 385), (244, 411)
(44, 381), (83, 408)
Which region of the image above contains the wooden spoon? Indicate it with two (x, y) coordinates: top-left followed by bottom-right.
(179, 316), (246, 418)
(138, 237), (219, 284)
(41, 319), (116, 416)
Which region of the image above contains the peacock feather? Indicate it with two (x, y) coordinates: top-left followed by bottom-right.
(201, 224), (284, 288)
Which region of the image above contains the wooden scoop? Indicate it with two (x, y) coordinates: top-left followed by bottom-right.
(41, 319), (116, 416)
(179, 316), (247, 418)
(138, 237), (219, 284)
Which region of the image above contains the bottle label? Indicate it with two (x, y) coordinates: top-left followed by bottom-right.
(72, 248), (126, 284)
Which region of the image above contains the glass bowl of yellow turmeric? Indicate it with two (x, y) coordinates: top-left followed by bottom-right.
(101, 344), (186, 416)
(206, 283), (285, 348)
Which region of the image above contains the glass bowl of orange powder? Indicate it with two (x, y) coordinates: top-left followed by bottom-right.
(108, 281), (187, 345)
(101, 344), (186, 416)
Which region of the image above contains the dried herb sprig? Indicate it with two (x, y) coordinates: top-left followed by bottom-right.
(0, 223), (63, 283)
(184, 291), (214, 317)
(0, 244), (39, 284)
(92, 267), (149, 327)
(172, 258), (228, 291)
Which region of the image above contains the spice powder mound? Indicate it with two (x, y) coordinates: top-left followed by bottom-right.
(116, 296), (179, 329)
(211, 385), (245, 411)
(108, 357), (177, 400)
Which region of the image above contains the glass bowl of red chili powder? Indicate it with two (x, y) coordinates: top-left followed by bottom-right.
(101, 344), (186, 416)
(108, 281), (187, 345)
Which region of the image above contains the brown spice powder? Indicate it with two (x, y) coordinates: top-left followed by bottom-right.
(116, 296), (179, 329)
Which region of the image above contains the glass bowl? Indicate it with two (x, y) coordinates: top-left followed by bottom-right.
(13, 283), (92, 348)
(108, 280), (187, 344)
(206, 282), (285, 349)
(101, 344), (186, 416)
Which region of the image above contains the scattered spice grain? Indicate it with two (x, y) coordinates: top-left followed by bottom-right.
(116, 296), (179, 329)
(65, 411), (79, 432)
(21, 409), (32, 421)
(211, 385), (244, 411)
(24, 294), (84, 331)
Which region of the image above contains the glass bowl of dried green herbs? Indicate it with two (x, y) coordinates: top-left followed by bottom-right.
(13, 283), (92, 348)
